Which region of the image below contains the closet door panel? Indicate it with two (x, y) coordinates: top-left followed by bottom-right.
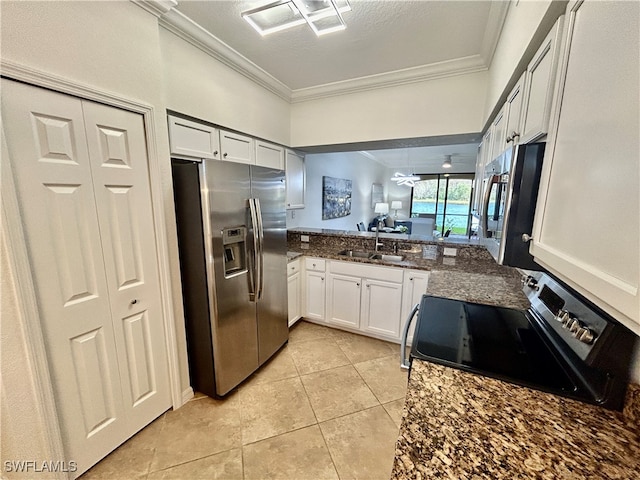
(1, 79), (127, 474)
(82, 102), (171, 429)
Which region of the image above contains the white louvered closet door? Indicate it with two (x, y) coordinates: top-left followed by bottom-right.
(2, 79), (170, 477)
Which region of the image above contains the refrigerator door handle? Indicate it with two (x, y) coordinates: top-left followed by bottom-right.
(248, 198), (260, 302)
(254, 197), (265, 300)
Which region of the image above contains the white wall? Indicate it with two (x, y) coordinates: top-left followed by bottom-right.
(159, 28), (291, 145)
(286, 152), (388, 230)
(290, 71), (488, 147)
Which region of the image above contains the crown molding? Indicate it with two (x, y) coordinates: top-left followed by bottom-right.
(480, 1), (511, 68)
(157, 5), (496, 105)
(159, 8), (292, 101)
(290, 55), (488, 103)
(132, 0), (178, 18)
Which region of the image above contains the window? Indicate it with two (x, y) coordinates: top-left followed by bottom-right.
(411, 174), (474, 236)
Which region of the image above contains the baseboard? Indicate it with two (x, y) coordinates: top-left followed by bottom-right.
(181, 387), (195, 405)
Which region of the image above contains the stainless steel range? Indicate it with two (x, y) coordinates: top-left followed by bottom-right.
(401, 271), (637, 410)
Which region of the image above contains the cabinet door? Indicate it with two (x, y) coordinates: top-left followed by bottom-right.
(219, 130), (254, 164)
(520, 16), (564, 144)
(305, 271), (326, 321)
(401, 271), (430, 344)
(288, 271), (302, 326)
(361, 279), (403, 340)
(531, 0), (639, 332)
(256, 140), (284, 169)
(490, 105), (507, 161)
(504, 73), (525, 148)
(326, 274), (362, 329)
(168, 115), (219, 160)
(285, 150), (305, 209)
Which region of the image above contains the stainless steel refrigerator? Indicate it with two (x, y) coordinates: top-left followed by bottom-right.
(172, 158), (288, 397)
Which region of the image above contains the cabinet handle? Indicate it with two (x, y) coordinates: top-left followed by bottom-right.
(223, 152), (228, 158)
(312, 263), (316, 267)
(366, 284), (370, 288)
(409, 277), (414, 281)
(214, 150), (218, 156)
(356, 283), (360, 287)
(130, 299), (138, 305)
(321, 277), (324, 281)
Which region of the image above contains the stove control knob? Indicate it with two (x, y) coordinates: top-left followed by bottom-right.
(578, 328), (596, 345)
(556, 309), (571, 324)
(568, 319), (583, 334)
(523, 275), (539, 290)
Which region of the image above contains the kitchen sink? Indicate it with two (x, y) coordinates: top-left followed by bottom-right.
(337, 250), (371, 258)
(336, 250), (405, 263)
(369, 254), (405, 263)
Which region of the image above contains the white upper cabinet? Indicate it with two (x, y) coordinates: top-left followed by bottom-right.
(489, 104), (507, 162)
(487, 73), (526, 163)
(519, 16), (565, 144)
(168, 115), (220, 160)
(531, 0), (639, 332)
(285, 149), (305, 209)
(256, 140), (285, 169)
(504, 73), (525, 147)
(219, 130), (255, 164)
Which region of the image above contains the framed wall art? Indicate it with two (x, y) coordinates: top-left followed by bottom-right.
(322, 176), (352, 220)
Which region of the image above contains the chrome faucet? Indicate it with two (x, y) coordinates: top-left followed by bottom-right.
(375, 219), (384, 251)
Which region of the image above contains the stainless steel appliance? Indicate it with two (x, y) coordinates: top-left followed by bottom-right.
(482, 142), (545, 270)
(172, 159), (288, 397)
(401, 271), (638, 410)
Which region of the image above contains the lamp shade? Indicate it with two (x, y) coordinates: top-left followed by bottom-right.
(391, 201), (402, 210)
(374, 202), (389, 214)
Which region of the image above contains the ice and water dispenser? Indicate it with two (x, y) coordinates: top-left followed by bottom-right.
(222, 226), (247, 277)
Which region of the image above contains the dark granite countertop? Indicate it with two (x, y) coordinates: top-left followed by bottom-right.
(287, 230), (523, 278)
(392, 361), (640, 479)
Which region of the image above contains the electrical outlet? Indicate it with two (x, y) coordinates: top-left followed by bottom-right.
(443, 247), (457, 257)
(301, 234), (310, 242)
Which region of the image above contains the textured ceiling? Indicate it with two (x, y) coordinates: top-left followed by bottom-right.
(175, 0), (495, 90)
(172, 0), (496, 170)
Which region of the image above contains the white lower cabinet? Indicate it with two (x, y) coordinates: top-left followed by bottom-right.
(361, 279), (403, 338)
(304, 258), (326, 321)
(322, 260), (405, 342)
(401, 270), (430, 344)
(287, 259), (302, 326)
(326, 274), (362, 329)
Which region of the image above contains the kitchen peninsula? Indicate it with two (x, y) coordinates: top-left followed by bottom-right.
(288, 227), (640, 479)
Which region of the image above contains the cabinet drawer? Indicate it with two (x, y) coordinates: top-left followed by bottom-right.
(329, 260), (404, 283)
(287, 258), (301, 276)
(305, 257), (325, 272)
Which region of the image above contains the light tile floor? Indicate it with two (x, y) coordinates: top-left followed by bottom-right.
(81, 321), (407, 480)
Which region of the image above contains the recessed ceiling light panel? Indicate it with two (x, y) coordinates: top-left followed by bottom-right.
(241, 0), (351, 36)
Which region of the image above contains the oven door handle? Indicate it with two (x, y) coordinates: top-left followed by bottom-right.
(400, 302), (420, 370)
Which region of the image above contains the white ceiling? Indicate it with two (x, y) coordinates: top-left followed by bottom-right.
(360, 142), (478, 172)
(171, 0), (503, 172)
(175, 0), (502, 91)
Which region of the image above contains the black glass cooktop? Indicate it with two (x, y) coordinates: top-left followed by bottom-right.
(411, 295), (580, 396)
